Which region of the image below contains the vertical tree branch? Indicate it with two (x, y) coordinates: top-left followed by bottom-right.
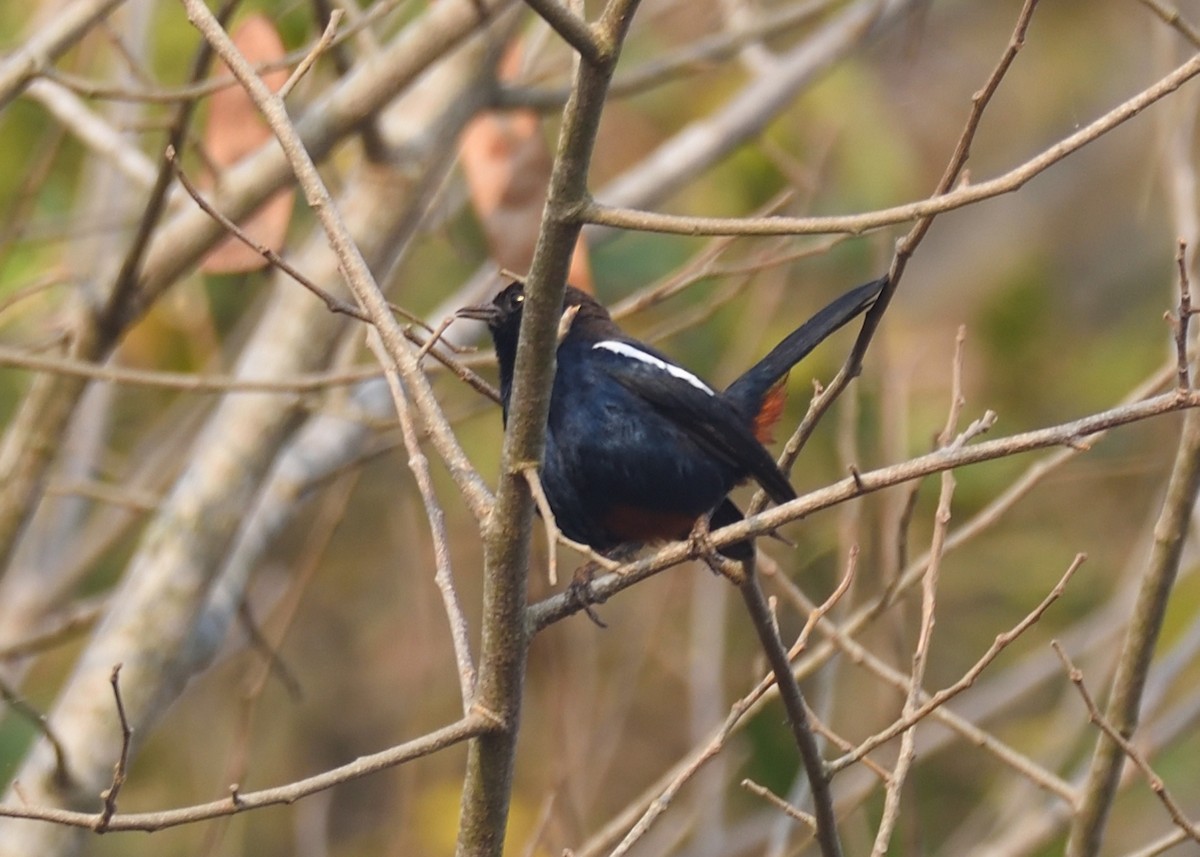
(737, 575), (844, 857)
(1066, 36), (1200, 853)
(454, 1), (639, 853)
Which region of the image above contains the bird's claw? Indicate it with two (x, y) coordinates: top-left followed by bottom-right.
(566, 562), (608, 628)
(688, 517), (746, 584)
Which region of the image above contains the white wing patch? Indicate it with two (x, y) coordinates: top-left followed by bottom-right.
(593, 340), (715, 395)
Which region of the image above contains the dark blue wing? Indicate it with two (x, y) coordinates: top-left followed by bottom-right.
(591, 339), (797, 506)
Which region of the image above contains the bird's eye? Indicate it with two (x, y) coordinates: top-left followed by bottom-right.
(514, 294), (524, 304)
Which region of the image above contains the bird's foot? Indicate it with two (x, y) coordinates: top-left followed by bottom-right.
(566, 562), (608, 628)
(688, 516), (746, 585)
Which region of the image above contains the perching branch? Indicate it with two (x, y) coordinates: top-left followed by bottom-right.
(529, 388), (1200, 631)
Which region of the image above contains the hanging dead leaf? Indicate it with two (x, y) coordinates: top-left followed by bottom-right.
(460, 41), (592, 291)
(200, 13), (295, 274)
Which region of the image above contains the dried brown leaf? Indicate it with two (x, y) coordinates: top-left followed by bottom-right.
(201, 13), (295, 274)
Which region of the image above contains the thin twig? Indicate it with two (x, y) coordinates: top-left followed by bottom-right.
(828, 554), (1085, 778)
(94, 664), (132, 832)
(1137, 0), (1200, 47)
(0, 676), (72, 787)
(236, 601), (304, 702)
(1173, 238), (1192, 389)
(168, 146), (371, 322)
(0, 716), (490, 832)
(278, 9), (343, 99)
(0, 272), (72, 318)
(169, 147), (501, 401)
(522, 0), (604, 65)
(1054, 642), (1200, 845)
(520, 465), (561, 586)
(796, 696), (892, 782)
(180, 0), (499, 524)
(0, 600), (105, 661)
(741, 779), (817, 829)
(372, 334), (478, 710)
(0, 342), (384, 393)
(870, 328), (967, 856)
(416, 315), (457, 363)
(802, 705), (893, 785)
(787, 545), (858, 659)
(1125, 827), (1191, 857)
(44, 477), (160, 512)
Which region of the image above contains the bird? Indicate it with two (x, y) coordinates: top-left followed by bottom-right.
(457, 276), (886, 565)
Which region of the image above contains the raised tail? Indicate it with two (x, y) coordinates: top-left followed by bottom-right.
(723, 276), (886, 427)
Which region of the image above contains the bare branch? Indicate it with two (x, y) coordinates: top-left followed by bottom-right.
(277, 9), (344, 100)
(788, 545), (858, 658)
(181, 0), (499, 523)
(0, 342), (384, 394)
(1172, 238), (1193, 389)
(584, 38), (1200, 238)
(1138, 0), (1200, 47)
(742, 779), (816, 829)
(529, 389), (1200, 630)
(522, 0), (604, 65)
(166, 145), (370, 324)
(0, 0), (128, 110)
(372, 332), (477, 711)
(1054, 643), (1200, 845)
(0, 676), (72, 788)
(791, 586), (1081, 806)
(93, 665), (132, 833)
(738, 570), (843, 857)
(871, 327), (968, 856)
(0, 716), (490, 832)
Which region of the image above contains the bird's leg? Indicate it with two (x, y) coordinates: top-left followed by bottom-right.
(688, 515), (747, 585)
(566, 563), (607, 628)
(566, 543), (640, 628)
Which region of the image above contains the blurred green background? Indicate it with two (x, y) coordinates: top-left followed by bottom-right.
(2, 1), (1200, 855)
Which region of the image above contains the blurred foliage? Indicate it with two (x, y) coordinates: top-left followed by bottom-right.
(2, 0), (1200, 855)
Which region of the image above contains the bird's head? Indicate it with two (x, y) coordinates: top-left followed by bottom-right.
(455, 280), (527, 336)
(456, 281), (610, 351)
(458, 281), (607, 406)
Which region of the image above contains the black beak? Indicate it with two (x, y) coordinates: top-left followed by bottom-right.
(455, 303), (499, 325)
